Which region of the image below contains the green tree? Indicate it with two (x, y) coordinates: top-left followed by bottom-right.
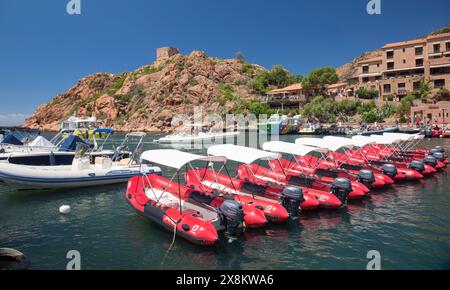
(247, 65), (299, 94)
(355, 87), (378, 99)
(418, 78), (432, 103)
(248, 101), (274, 115)
(268, 65), (291, 88)
(396, 94), (415, 117)
(302, 96), (338, 123)
(302, 66), (339, 95)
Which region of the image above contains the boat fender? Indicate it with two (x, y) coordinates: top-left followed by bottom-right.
(432, 152), (445, 162)
(280, 186), (304, 218)
(182, 224), (190, 231)
(331, 178), (352, 204)
(357, 170), (376, 187)
(409, 160), (425, 173)
(219, 200), (244, 237)
(423, 156), (437, 168)
(0, 248), (29, 270)
(59, 205), (71, 214)
(381, 164), (398, 179)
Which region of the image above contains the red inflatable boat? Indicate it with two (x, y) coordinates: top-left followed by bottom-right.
(185, 168), (290, 222)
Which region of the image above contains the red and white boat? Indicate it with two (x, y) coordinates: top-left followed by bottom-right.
(262, 141), (367, 202)
(295, 137), (392, 189)
(126, 150), (266, 246)
(207, 144), (353, 211)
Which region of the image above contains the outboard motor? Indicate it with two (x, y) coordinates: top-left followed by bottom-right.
(423, 156), (437, 168)
(331, 178), (352, 204)
(424, 128), (432, 138)
(432, 152), (445, 162)
(219, 200), (244, 237)
(409, 160), (425, 173)
(433, 146), (445, 153)
(381, 164), (397, 179)
(357, 169), (376, 188)
(280, 186), (304, 218)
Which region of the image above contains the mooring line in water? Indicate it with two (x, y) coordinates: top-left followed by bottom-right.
(160, 216), (181, 268)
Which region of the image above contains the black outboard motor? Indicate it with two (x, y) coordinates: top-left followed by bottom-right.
(357, 169), (376, 188)
(280, 186), (304, 218)
(331, 178), (352, 204)
(381, 164), (397, 179)
(409, 160), (425, 173)
(219, 200), (244, 237)
(432, 152), (445, 162)
(430, 148), (441, 155)
(423, 156), (437, 168)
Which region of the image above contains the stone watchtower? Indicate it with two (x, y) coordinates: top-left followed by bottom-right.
(156, 47), (180, 61)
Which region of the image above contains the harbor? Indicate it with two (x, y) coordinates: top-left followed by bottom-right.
(1, 0), (450, 274)
(1, 125), (450, 269)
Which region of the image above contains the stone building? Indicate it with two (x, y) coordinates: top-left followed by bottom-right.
(343, 32), (450, 100)
(156, 47), (180, 61)
(410, 101), (450, 124)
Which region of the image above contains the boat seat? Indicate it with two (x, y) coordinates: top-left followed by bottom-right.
(95, 157), (112, 169)
(119, 158), (136, 166)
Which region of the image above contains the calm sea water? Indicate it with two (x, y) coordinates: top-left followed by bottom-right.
(1, 133), (450, 270)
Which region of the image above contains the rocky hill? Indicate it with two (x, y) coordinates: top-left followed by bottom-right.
(335, 49), (383, 81)
(24, 49), (266, 132)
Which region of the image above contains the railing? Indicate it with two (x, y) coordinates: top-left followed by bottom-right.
(260, 94), (305, 103)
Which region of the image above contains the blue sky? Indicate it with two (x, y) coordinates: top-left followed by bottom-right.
(0, 0), (449, 125)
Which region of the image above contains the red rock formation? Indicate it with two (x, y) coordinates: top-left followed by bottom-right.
(23, 50), (265, 132)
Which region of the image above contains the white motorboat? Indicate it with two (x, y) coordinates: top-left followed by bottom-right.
(0, 159), (161, 190)
(155, 123), (239, 144)
(1, 129), (133, 166)
(0, 142), (161, 190)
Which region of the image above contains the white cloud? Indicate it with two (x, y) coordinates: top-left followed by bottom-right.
(0, 113), (28, 126)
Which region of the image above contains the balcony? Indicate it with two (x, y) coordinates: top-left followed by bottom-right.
(260, 94), (306, 104)
(429, 55), (450, 67)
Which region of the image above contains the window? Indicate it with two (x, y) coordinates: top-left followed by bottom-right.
(383, 84), (391, 93)
(398, 83), (406, 88)
(415, 46), (423, 55)
(433, 43), (441, 53)
(402, 48), (406, 52)
(386, 50), (394, 59)
(413, 81), (420, 91)
(387, 62), (394, 70)
(377, 64), (380, 67)
(446, 42), (450, 52)
(415, 58), (423, 67)
(362, 65), (369, 74)
(434, 79), (445, 88)
(362, 77), (369, 83)
(403, 59), (406, 64)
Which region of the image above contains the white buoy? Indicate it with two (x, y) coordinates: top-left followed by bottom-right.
(59, 205), (71, 214)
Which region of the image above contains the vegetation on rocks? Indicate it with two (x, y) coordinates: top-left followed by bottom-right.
(302, 96), (398, 123)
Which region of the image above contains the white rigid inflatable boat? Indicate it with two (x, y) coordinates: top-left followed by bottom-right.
(0, 157), (162, 189)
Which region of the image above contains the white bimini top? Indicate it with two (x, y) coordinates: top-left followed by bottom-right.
(140, 149), (227, 170)
(262, 141), (328, 156)
(207, 144), (280, 164)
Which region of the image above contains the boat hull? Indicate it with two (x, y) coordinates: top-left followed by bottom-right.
(0, 164), (161, 190)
